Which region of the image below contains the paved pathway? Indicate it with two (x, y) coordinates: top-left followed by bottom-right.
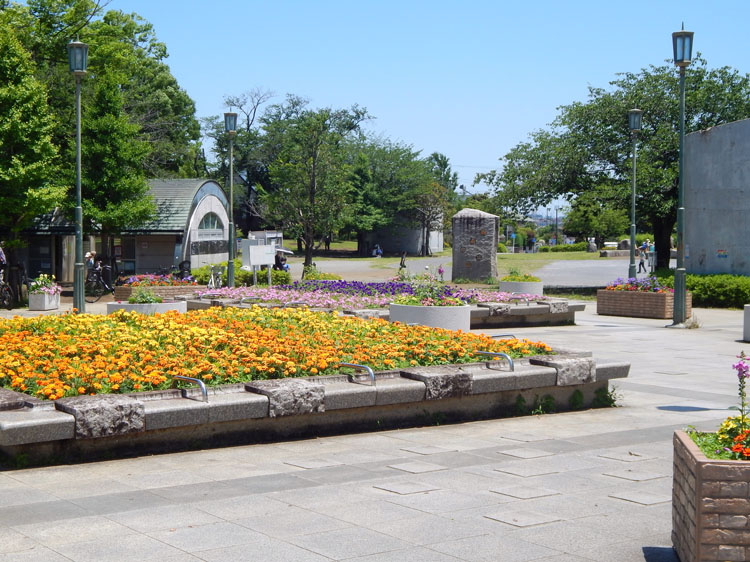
(0, 301), (745, 560)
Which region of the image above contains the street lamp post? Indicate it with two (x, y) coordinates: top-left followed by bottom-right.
(224, 112), (238, 288)
(672, 26), (694, 326)
(67, 38), (88, 313)
(628, 109), (643, 279)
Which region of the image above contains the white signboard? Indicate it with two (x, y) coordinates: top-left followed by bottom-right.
(246, 245), (275, 267)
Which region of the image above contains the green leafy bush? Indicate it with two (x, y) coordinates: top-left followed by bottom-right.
(192, 260), (292, 286)
(501, 267), (540, 282)
(538, 246), (551, 253)
(655, 270), (750, 308)
(497, 242), (508, 253)
(128, 287), (163, 304)
(550, 241), (587, 252)
(302, 265), (341, 280)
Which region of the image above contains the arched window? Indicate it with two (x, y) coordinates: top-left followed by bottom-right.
(198, 212), (223, 230)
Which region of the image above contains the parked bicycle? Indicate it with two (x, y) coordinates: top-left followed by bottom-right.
(0, 264), (31, 309)
(0, 267), (12, 310)
(207, 265), (224, 290)
(85, 264), (114, 303)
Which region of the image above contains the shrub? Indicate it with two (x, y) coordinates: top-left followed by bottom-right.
(538, 246), (551, 253)
(501, 267), (541, 282)
(192, 260), (292, 286)
(303, 265), (341, 280)
(655, 270), (750, 308)
(127, 287), (163, 304)
(497, 242), (508, 253)
(550, 241), (587, 252)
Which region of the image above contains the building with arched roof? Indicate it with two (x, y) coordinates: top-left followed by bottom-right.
(22, 179), (230, 280)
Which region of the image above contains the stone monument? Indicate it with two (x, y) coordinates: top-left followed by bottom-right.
(452, 208), (498, 282)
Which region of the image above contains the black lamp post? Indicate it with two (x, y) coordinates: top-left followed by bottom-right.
(67, 38), (88, 313)
(224, 112), (238, 288)
(628, 108), (643, 279)
(672, 26), (694, 326)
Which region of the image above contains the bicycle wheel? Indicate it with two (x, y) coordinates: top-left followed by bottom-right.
(84, 279), (105, 303)
(0, 284), (12, 310)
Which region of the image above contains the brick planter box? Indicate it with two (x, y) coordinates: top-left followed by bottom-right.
(114, 285), (203, 301)
(673, 430), (750, 562)
(596, 289), (691, 319)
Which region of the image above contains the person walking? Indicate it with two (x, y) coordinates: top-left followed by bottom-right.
(637, 240), (648, 273)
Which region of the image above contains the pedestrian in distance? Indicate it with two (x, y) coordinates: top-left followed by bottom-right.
(637, 240), (648, 273)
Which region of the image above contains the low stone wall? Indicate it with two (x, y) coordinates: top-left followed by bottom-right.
(113, 285), (203, 301)
(0, 353), (629, 464)
(673, 430), (750, 562)
(597, 290), (692, 319)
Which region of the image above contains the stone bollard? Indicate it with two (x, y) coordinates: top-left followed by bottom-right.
(744, 305), (750, 342)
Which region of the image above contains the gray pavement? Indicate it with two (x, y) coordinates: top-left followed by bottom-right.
(290, 254), (674, 287)
(0, 300), (746, 560)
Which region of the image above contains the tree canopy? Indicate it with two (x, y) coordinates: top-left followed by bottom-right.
(0, 23), (62, 245)
(477, 58), (750, 266)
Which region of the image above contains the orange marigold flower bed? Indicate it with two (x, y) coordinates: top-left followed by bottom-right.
(0, 307), (551, 400)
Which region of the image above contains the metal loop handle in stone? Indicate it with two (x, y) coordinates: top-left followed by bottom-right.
(173, 375), (208, 402)
(339, 362), (376, 386)
(491, 334), (516, 340)
(240, 296), (261, 304)
(474, 351), (514, 371)
(198, 291), (222, 300)
(510, 293), (530, 306)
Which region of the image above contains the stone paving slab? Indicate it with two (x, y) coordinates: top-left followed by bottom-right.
(0, 304), (744, 560)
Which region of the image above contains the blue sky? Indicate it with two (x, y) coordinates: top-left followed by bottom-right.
(107, 0), (749, 194)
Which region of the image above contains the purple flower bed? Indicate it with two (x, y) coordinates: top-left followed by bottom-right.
(200, 280), (545, 309)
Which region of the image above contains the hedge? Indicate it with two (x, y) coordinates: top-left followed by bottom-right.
(654, 270), (750, 308)
(192, 260), (292, 286)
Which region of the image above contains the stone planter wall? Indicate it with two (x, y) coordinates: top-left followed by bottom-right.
(673, 430), (750, 562)
(389, 304), (471, 331)
(114, 285), (202, 301)
(499, 281), (544, 296)
(0, 353), (630, 464)
(28, 293), (59, 311)
(107, 301), (188, 315)
(597, 289), (692, 319)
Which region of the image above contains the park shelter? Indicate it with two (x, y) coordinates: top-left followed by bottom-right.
(21, 179), (229, 280)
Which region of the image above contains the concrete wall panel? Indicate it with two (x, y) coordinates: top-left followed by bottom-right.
(685, 118), (750, 275)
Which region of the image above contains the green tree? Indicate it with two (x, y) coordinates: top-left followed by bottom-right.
(0, 23), (62, 251)
(478, 59), (750, 267)
(80, 71), (154, 259)
(343, 138), (434, 255)
(87, 10), (200, 177)
(262, 97), (369, 267)
(3, 2), (200, 179)
(563, 190), (628, 248)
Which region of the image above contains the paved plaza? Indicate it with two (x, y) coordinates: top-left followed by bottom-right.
(0, 289), (745, 560)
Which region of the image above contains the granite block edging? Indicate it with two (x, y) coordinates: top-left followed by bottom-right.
(0, 353), (629, 463)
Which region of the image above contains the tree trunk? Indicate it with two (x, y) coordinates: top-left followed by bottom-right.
(652, 216), (675, 270)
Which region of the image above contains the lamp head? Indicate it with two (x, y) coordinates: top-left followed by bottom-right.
(672, 26), (694, 68)
(224, 112), (238, 136)
(67, 38), (88, 75)
(628, 109), (643, 132)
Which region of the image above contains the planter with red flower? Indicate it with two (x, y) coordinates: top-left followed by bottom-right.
(673, 353), (750, 562)
(113, 273), (199, 301)
(597, 276), (691, 319)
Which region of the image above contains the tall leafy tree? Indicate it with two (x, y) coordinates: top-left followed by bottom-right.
(3, 1), (200, 179)
(87, 10), (201, 177)
(343, 138), (433, 255)
(478, 59), (750, 267)
(0, 23), (62, 252)
(80, 71), (154, 258)
(262, 97), (369, 267)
